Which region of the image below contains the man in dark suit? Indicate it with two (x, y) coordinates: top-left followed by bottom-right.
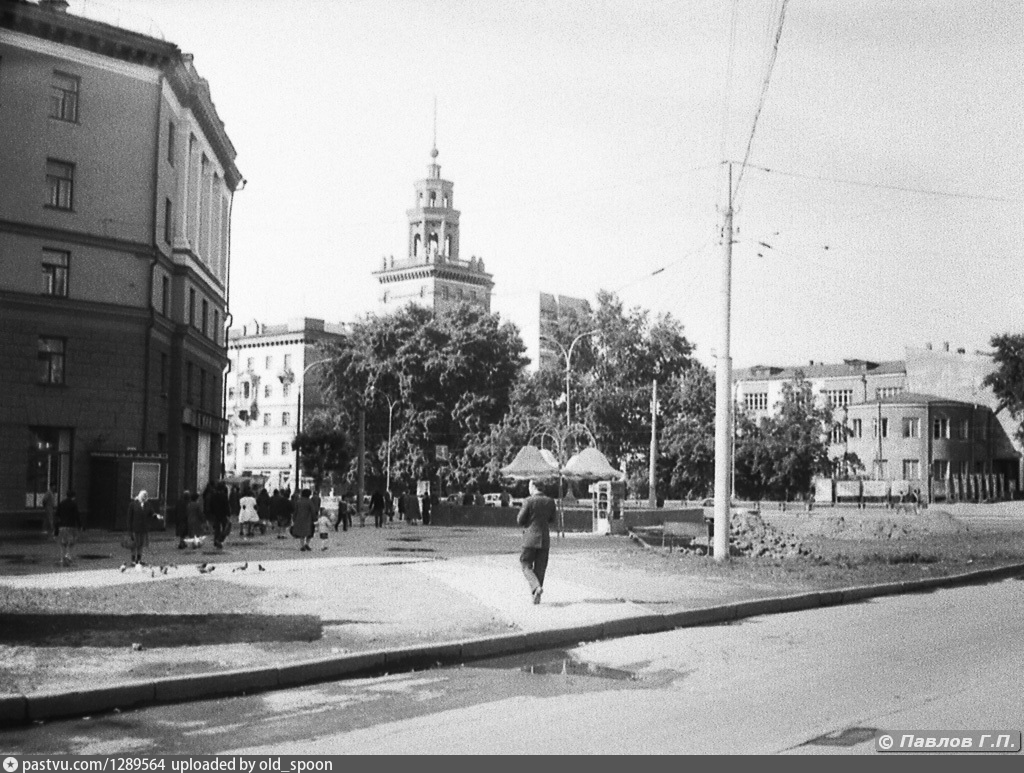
(517, 479), (556, 604)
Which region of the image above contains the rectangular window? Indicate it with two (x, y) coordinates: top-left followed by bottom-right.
(167, 121), (176, 166)
(242, 382), (250, 400)
(902, 418), (920, 438)
(201, 299), (209, 337)
(185, 361), (194, 404)
(281, 442), (289, 455)
(41, 249), (69, 297)
(744, 392), (768, 411)
(932, 459), (949, 480)
(188, 288), (196, 327)
(825, 389), (853, 408)
(282, 412), (291, 426)
(161, 275), (169, 316)
(264, 384), (272, 398)
(265, 356), (273, 369)
(164, 198), (173, 243)
(45, 159), (74, 210)
(225, 443), (234, 456)
(262, 442), (270, 456)
(247, 357), (255, 371)
(851, 419), (863, 438)
(282, 383), (291, 398)
(244, 443), (251, 456)
(933, 417), (949, 439)
(956, 418), (970, 440)
(49, 71), (79, 122)
(876, 386), (903, 399)
(902, 459), (920, 479)
(284, 354), (292, 369)
(872, 418), (889, 438)
(263, 413), (272, 427)
(199, 368), (207, 410)
(26, 427), (72, 507)
(212, 311), (219, 345)
(831, 424), (845, 444)
(37, 337), (65, 384)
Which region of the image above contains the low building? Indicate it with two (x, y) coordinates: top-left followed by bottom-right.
(224, 318), (346, 492)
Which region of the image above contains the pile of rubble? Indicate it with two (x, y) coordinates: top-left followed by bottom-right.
(726, 510), (814, 559)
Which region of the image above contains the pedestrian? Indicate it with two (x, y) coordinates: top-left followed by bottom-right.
(208, 482), (231, 549)
(126, 489), (160, 569)
(396, 491), (406, 522)
(405, 491), (421, 525)
(386, 490), (396, 523)
(238, 487), (259, 539)
(270, 489), (289, 539)
(292, 488), (316, 551)
(256, 486), (271, 535)
(55, 489), (81, 566)
(41, 484), (58, 540)
(517, 479), (556, 604)
(370, 488), (386, 528)
(229, 485), (241, 520)
(316, 509), (333, 550)
(175, 489), (191, 549)
(338, 493), (353, 532)
(311, 488), (322, 520)
(186, 491), (205, 545)
(420, 491), (432, 526)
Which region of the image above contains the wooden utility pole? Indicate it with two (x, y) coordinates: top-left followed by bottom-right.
(648, 378), (658, 508)
(713, 163), (734, 561)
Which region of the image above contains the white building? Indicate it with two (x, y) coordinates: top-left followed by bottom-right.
(224, 318), (346, 491)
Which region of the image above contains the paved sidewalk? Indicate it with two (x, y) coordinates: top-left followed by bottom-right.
(2, 522), (1023, 726)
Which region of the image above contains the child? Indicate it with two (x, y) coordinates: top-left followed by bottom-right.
(316, 510), (333, 550)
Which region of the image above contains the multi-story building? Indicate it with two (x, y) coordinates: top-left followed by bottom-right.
(373, 144), (494, 315)
(0, 0), (242, 528)
(537, 292), (593, 371)
(224, 318), (347, 492)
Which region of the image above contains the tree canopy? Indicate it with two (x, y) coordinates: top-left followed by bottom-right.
(982, 332), (1024, 444)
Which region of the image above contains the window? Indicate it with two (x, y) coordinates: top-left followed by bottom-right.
(49, 71), (79, 122)
(933, 417), (949, 439)
(198, 368), (207, 410)
(902, 418), (920, 438)
(262, 442), (270, 456)
(830, 424), (845, 444)
(164, 198), (173, 243)
(282, 383), (291, 398)
(188, 288), (196, 327)
(263, 413), (272, 427)
(281, 442), (289, 455)
(167, 121), (176, 166)
(243, 443), (251, 456)
(37, 337), (65, 384)
(185, 361), (194, 404)
(228, 388), (235, 401)
(264, 384), (272, 399)
(902, 459), (920, 480)
(201, 299), (209, 337)
(160, 353), (168, 396)
(161, 275), (169, 316)
(265, 356), (273, 369)
(956, 418), (970, 440)
(45, 159), (74, 210)
(876, 386), (903, 399)
(282, 412), (291, 426)
(825, 389), (853, 408)
(42, 249), (69, 297)
(872, 418), (889, 438)
(851, 419), (863, 438)
(242, 382), (250, 400)
(283, 354), (292, 369)
(932, 459), (949, 480)
(247, 357), (255, 371)
(744, 392), (768, 411)
(26, 427), (71, 508)
(225, 443), (234, 456)
(212, 311), (219, 345)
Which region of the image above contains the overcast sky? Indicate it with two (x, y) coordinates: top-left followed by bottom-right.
(74, 0), (1023, 368)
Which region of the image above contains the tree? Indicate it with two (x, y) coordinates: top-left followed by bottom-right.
(291, 409), (350, 490)
(982, 333), (1024, 444)
(734, 373), (834, 501)
(659, 364), (716, 499)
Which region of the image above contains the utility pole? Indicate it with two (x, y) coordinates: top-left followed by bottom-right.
(648, 378), (658, 508)
(356, 403), (366, 515)
(713, 162), (734, 562)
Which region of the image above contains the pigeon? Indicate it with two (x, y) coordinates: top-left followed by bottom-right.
(160, 565), (169, 575)
(150, 569), (155, 578)
(198, 562), (214, 574)
(258, 564), (266, 572)
(119, 563), (127, 573)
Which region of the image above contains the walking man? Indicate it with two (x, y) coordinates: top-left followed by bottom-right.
(517, 479), (556, 604)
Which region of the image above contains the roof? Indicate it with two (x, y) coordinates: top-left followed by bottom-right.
(856, 392), (976, 407)
(735, 359), (906, 381)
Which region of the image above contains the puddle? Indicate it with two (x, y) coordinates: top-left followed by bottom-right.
(469, 649), (640, 681)
(385, 547), (435, 553)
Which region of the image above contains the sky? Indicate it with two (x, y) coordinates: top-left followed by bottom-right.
(71, 0), (1023, 369)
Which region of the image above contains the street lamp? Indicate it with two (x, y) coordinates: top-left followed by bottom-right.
(287, 357), (333, 493)
(540, 330), (597, 429)
(367, 385), (401, 499)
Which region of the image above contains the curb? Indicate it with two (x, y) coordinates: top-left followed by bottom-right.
(3, 561), (1023, 727)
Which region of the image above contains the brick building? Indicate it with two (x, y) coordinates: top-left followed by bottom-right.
(0, 0), (242, 527)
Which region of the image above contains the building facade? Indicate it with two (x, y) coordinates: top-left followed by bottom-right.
(224, 318), (347, 492)
(537, 292), (593, 371)
(0, 0), (242, 526)
(373, 144), (494, 314)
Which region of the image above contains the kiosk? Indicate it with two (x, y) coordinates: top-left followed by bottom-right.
(590, 480), (626, 534)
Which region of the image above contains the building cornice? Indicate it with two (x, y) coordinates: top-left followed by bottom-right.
(0, 218), (155, 258)
(0, 287), (150, 323)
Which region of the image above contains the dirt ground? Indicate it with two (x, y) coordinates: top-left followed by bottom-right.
(2, 506), (1023, 695)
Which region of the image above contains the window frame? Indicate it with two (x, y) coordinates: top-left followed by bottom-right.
(45, 159), (75, 211)
(37, 336), (66, 385)
(41, 248), (69, 297)
(49, 70), (79, 123)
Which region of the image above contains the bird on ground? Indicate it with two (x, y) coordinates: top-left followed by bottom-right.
(258, 564), (266, 572)
(119, 563), (127, 573)
(232, 562), (249, 573)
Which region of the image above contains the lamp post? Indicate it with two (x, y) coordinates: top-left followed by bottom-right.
(541, 330), (597, 430)
(288, 357), (333, 493)
(383, 394), (399, 498)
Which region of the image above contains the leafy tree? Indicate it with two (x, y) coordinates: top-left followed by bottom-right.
(659, 364), (716, 499)
(982, 332), (1024, 444)
(291, 409), (351, 490)
(734, 373), (834, 501)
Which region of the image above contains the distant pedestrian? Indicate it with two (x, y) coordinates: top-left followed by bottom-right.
(175, 489), (191, 549)
(405, 492), (421, 525)
(397, 492), (406, 522)
(271, 489), (289, 539)
(238, 489), (259, 539)
(126, 490), (160, 568)
(292, 489), (316, 551)
(311, 489), (322, 520)
(229, 485), (241, 519)
(420, 492), (431, 526)
(186, 492), (205, 544)
(316, 510), (333, 550)
(208, 483), (231, 549)
(337, 493), (353, 532)
(55, 489), (81, 566)
(256, 487), (271, 535)
(370, 488), (386, 528)
(517, 480), (556, 604)
(41, 485), (58, 540)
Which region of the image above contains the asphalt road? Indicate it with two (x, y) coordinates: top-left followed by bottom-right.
(3, 577), (1022, 755)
